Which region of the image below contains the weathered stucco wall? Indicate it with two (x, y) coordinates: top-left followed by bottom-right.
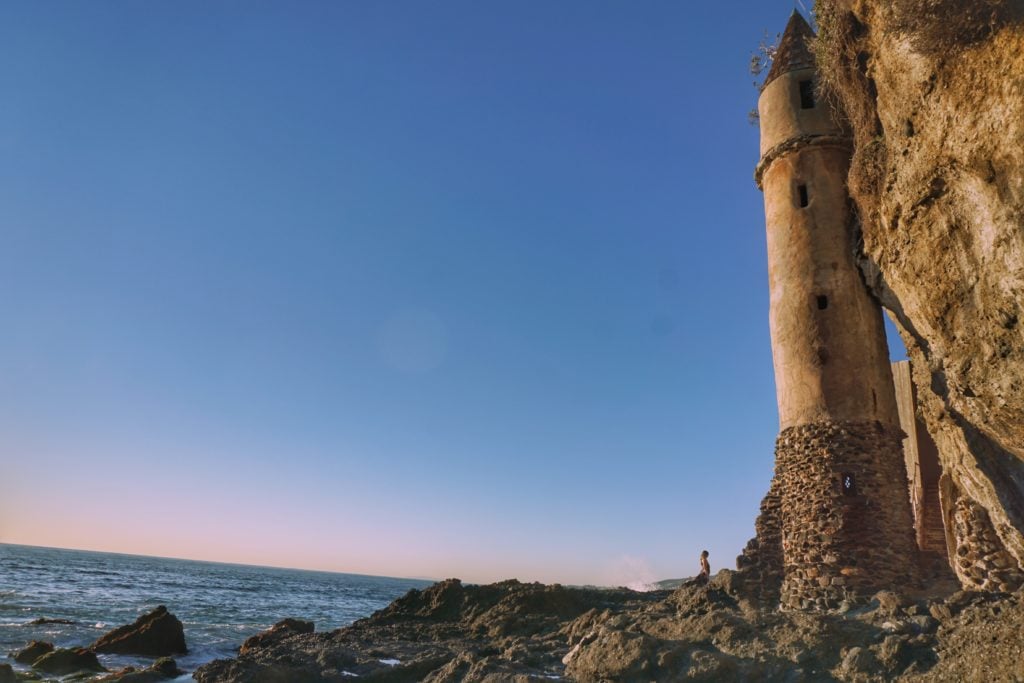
(759, 65), (901, 430)
(815, 0), (1024, 585)
(758, 67), (849, 157)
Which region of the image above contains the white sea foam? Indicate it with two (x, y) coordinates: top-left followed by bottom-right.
(379, 658), (400, 666)
(626, 581), (659, 592)
(604, 555), (658, 592)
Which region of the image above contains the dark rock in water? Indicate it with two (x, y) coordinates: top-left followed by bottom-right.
(32, 647), (105, 675)
(28, 617), (76, 626)
(151, 657), (183, 675)
(0, 663), (15, 683)
(90, 605), (187, 656)
(239, 618), (314, 655)
(11, 640), (54, 664)
(96, 657), (183, 682)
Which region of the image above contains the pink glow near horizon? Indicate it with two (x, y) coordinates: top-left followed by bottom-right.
(1, 455), (722, 587)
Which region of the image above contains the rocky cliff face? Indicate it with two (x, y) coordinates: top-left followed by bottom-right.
(814, 0), (1024, 587)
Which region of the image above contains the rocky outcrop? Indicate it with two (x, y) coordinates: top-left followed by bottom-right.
(10, 640), (54, 664)
(191, 576), (1024, 682)
(194, 579), (661, 683)
(0, 664), (15, 683)
(96, 657), (183, 683)
(32, 647), (105, 676)
(813, 0), (1024, 586)
(7, 611), (187, 681)
(90, 605), (187, 656)
(238, 618), (313, 655)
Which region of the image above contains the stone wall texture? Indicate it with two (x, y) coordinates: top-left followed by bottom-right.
(772, 420), (918, 609)
(736, 478), (784, 605)
(950, 495), (1024, 592)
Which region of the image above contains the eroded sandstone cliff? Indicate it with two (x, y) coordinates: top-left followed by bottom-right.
(814, 0), (1024, 589)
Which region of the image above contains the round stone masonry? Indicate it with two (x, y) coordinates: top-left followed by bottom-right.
(774, 420), (918, 609)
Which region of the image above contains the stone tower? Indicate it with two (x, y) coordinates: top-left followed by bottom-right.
(747, 12), (918, 609)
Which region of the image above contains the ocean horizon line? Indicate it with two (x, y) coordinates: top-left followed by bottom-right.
(0, 541), (438, 585)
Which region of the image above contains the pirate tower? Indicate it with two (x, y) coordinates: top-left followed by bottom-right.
(750, 12), (918, 608)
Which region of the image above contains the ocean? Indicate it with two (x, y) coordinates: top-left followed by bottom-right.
(0, 544), (432, 678)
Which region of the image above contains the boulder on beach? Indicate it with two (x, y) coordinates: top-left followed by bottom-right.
(32, 647), (105, 676)
(11, 639), (54, 664)
(97, 657), (183, 682)
(91, 605), (187, 656)
(0, 663), (15, 683)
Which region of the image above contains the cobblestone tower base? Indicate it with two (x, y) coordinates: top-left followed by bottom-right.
(750, 420), (919, 609)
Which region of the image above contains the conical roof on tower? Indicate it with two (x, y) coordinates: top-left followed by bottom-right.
(763, 10), (816, 88)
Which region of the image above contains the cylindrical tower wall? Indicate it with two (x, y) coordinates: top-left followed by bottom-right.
(759, 67), (844, 156)
(762, 146), (900, 429)
(758, 64), (899, 431)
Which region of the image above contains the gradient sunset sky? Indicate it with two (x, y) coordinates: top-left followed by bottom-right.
(0, 1), (906, 586)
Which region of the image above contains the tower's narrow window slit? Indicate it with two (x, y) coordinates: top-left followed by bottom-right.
(817, 295), (828, 310)
(798, 184), (809, 207)
(799, 79), (815, 109)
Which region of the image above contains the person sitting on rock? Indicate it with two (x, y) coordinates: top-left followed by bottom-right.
(684, 550), (711, 586)
(698, 550), (710, 583)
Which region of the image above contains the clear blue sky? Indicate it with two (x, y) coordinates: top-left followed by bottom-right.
(0, 1), (905, 585)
